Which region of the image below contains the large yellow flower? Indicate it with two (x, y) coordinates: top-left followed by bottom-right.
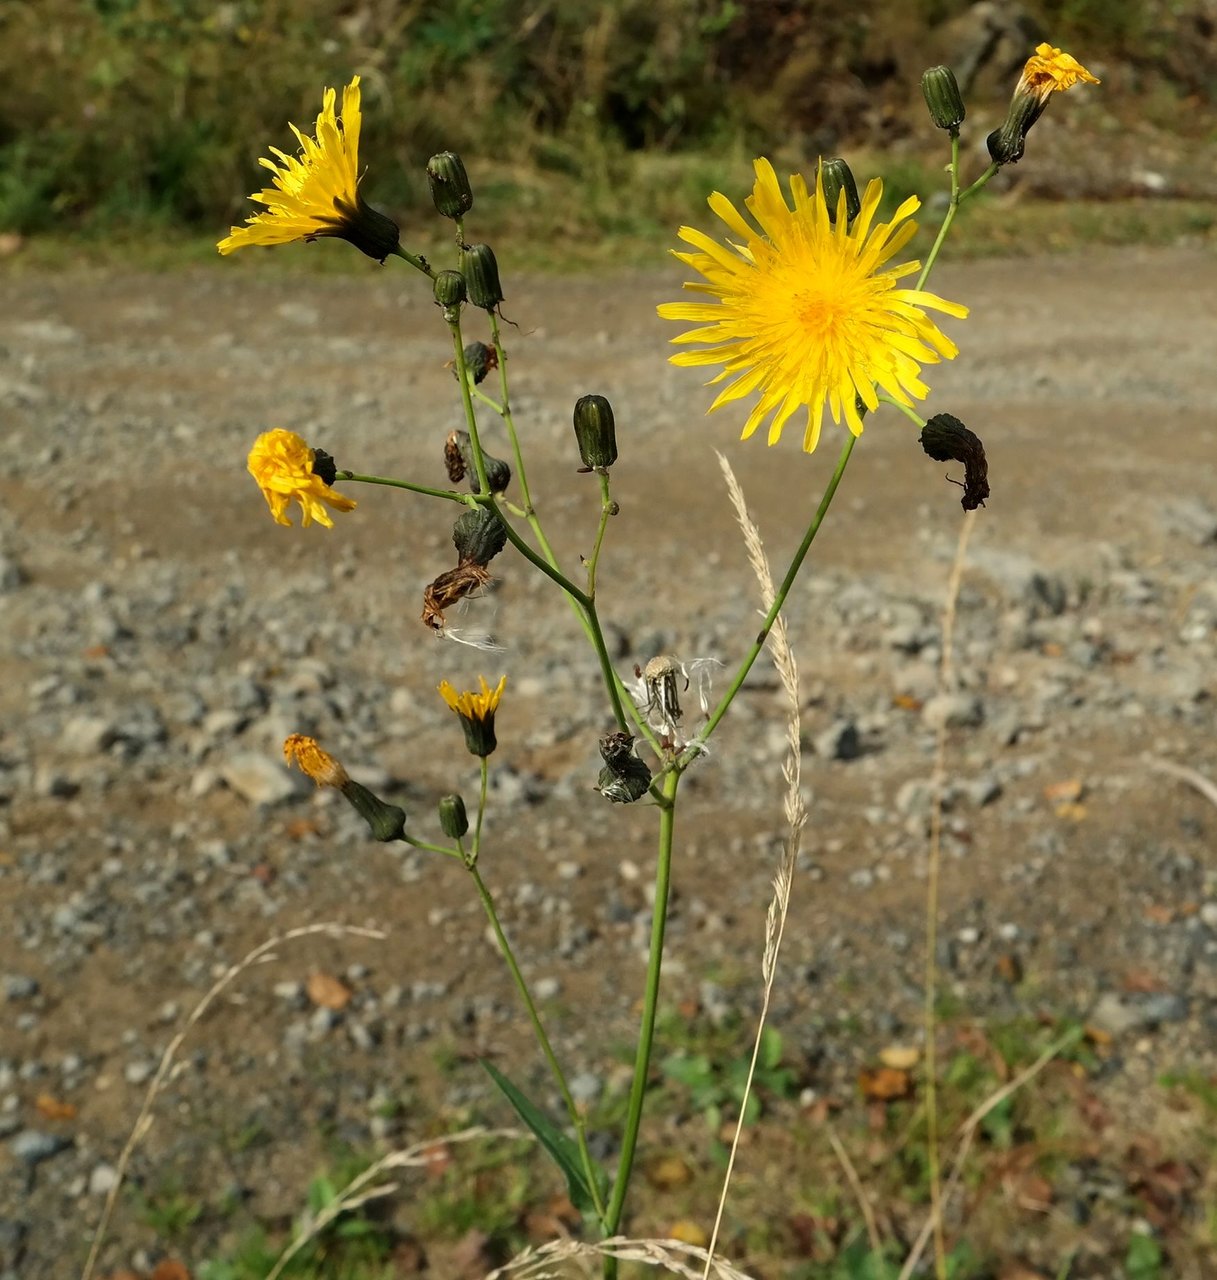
(658, 158), (968, 453)
(247, 428), (357, 528)
(218, 77), (400, 261)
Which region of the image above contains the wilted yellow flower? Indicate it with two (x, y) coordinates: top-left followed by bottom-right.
(439, 675), (507, 756)
(283, 734), (349, 788)
(1018, 44), (1100, 99)
(658, 159), (968, 453)
(218, 77), (400, 261)
(247, 429), (357, 529)
(989, 45), (1099, 164)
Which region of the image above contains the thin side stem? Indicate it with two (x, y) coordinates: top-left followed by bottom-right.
(467, 863), (606, 1225)
(389, 243), (435, 277)
(586, 471), (614, 599)
(402, 834), (463, 859)
(339, 471), (469, 504)
(684, 431), (857, 763)
(604, 766), (680, 1242)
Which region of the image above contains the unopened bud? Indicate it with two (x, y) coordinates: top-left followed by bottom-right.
(572, 394), (618, 469)
(820, 158), (861, 226)
(433, 269), (466, 308)
(452, 505), (508, 566)
(438, 793), (469, 839)
(921, 66), (966, 131)
(460, 243), (504, 311)
(427, 151), (474, 219)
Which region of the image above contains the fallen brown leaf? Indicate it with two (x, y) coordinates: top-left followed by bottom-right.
(1043, 778), (1084, 803)
(668, 1219), (708, 1247)
(35, 1093), (77, 1121)
(858, 1066), (913, 1102)
(306, 970), (352, 1010)
(150, 1262), (191, 1280)
(878, 1044), (920, 1070)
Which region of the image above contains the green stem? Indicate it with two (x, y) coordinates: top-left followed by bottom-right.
(604, 767), (679, 1240)
(877, 395), (927, 430)
(916, 134), (961, 290)
(472, 757), (489, 861)
(682, 431), (857, 766)
(389, 243), (435, 277)
(586, 471), (614, 598)
(339, 471), (469, 504)
(402, 834), (463, 859)
(468, 863), (607, 1224)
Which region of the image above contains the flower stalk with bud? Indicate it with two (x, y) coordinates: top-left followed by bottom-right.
(220, 49), (1099, 1274)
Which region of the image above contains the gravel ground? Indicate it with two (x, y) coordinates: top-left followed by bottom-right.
(1, 245), (1216, 1278)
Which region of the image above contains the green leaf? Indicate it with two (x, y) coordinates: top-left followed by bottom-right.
(481, 1060), (605, 1217)
(1125, 1233), (1163, 1280)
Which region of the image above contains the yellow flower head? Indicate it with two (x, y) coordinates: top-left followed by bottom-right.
(1017, 44), (1100, 101)
(283, 734), (349, 788)
(247, 428), (357, 529)
(218, 77), (400, 262)
(438, 675), (507, 757)
(658, 159), (968, 453)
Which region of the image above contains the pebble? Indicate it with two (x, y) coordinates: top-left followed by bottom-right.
(813, 719), (862, 761)
(9, 1130), (71, 1165)
(922, 693), (985, 730)
(88, 1163), (119, 1196)
(2, 975), (39, 1002)
(219, 753), (304, 806)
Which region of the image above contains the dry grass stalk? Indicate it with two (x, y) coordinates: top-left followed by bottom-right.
(79, 922), (387, 1280)
(1144, 756), (1217, 810)
(264, 1126), (525, 1280)
(920, 508), (977, 1280)
(700, 454), (808, 1276)
(487, 1235), (757, 1280)
(826, 1124), (883, 1259)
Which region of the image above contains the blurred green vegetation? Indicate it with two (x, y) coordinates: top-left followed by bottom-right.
(0, 0), (1212, 254)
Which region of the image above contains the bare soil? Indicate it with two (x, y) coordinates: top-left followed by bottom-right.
(1, 245), (1216, 1279)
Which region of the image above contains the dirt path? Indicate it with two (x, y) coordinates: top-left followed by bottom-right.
(1, 247), (1215, 1277)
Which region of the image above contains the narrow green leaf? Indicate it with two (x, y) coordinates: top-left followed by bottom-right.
(481, 1059), (604, 1216)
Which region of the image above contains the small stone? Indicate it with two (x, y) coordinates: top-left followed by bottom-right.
(220, 753), (304, 806)
(534, 978), (561, 1000)
(814, 719), (862, 761)
(570, 1072), (603, 1104)
(9, 1129), (71, 1165)
(964, 775), (1003, 807)
(1200, 902), (1217, 929)
(89, 1162), (119, 1196)
(922, 693), (984, 730)
(2, 975), (39, 1002)
(0, 554), (28, 594)
(124, 1061), (154, 1086)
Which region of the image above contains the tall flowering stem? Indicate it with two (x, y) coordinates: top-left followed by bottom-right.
(604, 767), (679, 1246)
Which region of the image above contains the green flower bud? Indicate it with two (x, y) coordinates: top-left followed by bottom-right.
(452, 505), (507, 566)
(820, 158), (861, 226)
(438, 793), (469, 839)
(921, 66), (966, 131)
(427, 151), (474, 219)
(461, 243), (504, 311)
(341, 780), (408, 842)
(433, 269), (466, 308)
(572, 394), (618, 469)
